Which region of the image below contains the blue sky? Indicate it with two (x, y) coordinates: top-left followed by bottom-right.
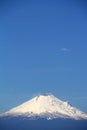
(0, 0), (87, 112)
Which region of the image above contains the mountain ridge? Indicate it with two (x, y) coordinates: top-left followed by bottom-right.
(1, 94), (87, 120)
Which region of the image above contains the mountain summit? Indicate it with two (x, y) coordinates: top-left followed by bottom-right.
(1, 94), (87, 120)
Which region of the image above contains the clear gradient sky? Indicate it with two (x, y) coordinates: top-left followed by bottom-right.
(0, 0), (87, 113)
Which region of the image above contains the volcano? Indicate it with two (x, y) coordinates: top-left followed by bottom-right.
(1, 94), (87, 120)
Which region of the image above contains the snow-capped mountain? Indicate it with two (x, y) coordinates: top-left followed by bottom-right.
(1, 94), (87, 120)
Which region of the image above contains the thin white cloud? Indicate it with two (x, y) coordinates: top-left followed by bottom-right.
(56, 47), (70, 55)
(60, 48), (70, 52)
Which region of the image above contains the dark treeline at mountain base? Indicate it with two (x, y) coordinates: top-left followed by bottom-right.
(0, 117), (87, 130)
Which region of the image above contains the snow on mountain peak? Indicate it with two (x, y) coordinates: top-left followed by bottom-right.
(2, 94), (87, 120)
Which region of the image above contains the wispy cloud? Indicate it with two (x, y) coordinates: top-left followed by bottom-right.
(56, 47), (70, 55)
(60, 48), (70, 52)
